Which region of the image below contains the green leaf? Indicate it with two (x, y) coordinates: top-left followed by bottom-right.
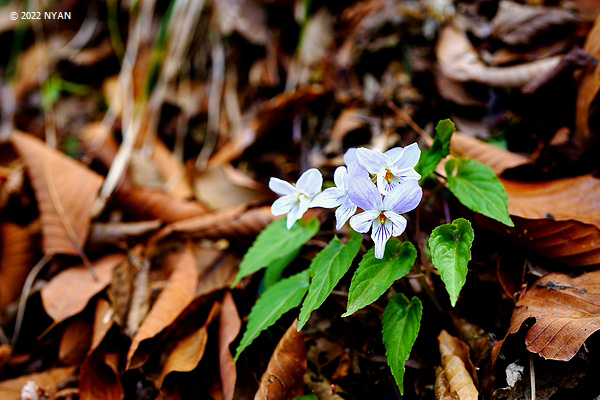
(234, 270), (310, 362)
(382, 294), (422, 395)
(445, 158), (514, 227)
(232, 218), (319, 286)
(293, 396), (318, 400)
(416, 119), (455, 180)
(429, 218), (474, 306)
(298, 230), (362, 330)
(263, 247), (301, 290)
(343, 240), (416, 317)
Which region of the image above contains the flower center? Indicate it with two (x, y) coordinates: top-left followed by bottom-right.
(379, 212), (387, 225)
(384, 169), (393, 183)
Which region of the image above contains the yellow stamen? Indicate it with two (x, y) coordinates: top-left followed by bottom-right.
(379, 213), (387, 225)
(385, 170), (392, 183)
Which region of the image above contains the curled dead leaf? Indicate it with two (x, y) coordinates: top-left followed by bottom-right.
(41, 254), (125, 323)
(435, 366), (461, 400)
(255, 319), (306, 400)
(79, 352), (123, 400)
(437, 24), (561, 88)
(127, 245), (199, 369)
(493, 271), (600, 362)
(90, 298), (113, 354)
(11, 131), (103, 257)
(59, 318), (92, 365)
(438, 330), (478, 400)
(576, 14), (600, 140)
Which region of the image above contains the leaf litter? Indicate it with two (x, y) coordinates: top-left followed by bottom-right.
(1, 0), (600, 398)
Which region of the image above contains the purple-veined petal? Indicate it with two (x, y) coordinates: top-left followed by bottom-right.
(271, 195), (297, 216)
(347, 159), (369, 180)
(390, 143), (420, 170)
(349, 210), (379, 233)
(393, 167), (421, 181)
(311, 187), (346, 208)
(372, 218), (393, 259)
(375, 171), (401, 195)
(333, 166), (346, 188)
(383, 180), (423, 214)
(356, 148), (389, 174)
(348, 177), (382, 211)
(296, 168), (323, 196)
(269, 177), (296, 196)
(335, 197), (357, 230)
(384, 211), (407, 236)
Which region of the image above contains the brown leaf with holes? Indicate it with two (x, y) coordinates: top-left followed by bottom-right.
(117, 186), (207, 223)
(219, 291), (241, 400)
(493, 271), (600, 362)
(255, 319), (306, 400)
(59, 317), (92, 365)
(576, 15), (600, 140)
(127, 245), (199, 369)
(79, 352), (123, 400)
(0, 366), (75, 399)
(156, 302), (219, 388)
(41, 254), (125, 322)
(11, 131), (103, 256)
(0, 222), (34, 313)
(438, 330), (478, 400)
(437, 24), (561, 88)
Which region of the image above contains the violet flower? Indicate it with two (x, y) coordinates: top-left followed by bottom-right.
(348, 177), (422, 259)
(269, 168), (323, 229)
(311, 166), (357, 230)
(356, 143), (421, 195)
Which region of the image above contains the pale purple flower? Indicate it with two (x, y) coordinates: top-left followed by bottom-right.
(311, 166), (357, 230)
(356, 143), (421, 195)
(348, 177), (422, 259)
(269, 168), (323, 229)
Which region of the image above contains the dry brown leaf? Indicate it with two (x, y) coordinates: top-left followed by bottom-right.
(11, 131), (103, 257)
(211, 0), (269, 45)
(127, 245), (199, 369)
(437, 24), (561, 88)
(151, 205), (274, 246)
(0, 345), (11, 375)
(0, 222), (34, 312)
(576, 15), (600, 140)
(438, 330), (478, 400)
(117, 186), (207, 223)
(503, 175), (600, 229)
(0, 366), (75, 400)
(106, 257), (137, 328)
(493, 271), (600, 362)
(219, 291), (241, 400)
(79, 352), (123, 400)
(492, 1), (580, 47)
(152, 138), (194, 200)
(209, 86), (326, 165)
(156, 302), (220, 387)
(59, 317), (92, 365)
(438, 330), (478, 386)
(91, 298), (113, 354)
(435, 366), (461, 400)
(41, 254), (125, 322)
(89, 220), (161, 245)
(194, 249), (238, 297)
(450, 132), (531, 175)
(126, 251), (151, 337)
(255, 319), (306, 400)
(193, 165), (268, 211)
(69, 38), (115, 66)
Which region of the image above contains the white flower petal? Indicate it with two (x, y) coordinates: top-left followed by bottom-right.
(271, 195), (297, 216)
(335, 198), (357, 230)
(356, 148), (389, 174)
(269, 177), (296, 196)
(372, 218), (392, 259)
(286, 198), (310, 229)
(384, 211), (407, 236)
(349, 210), (379, 233)
(376, 172), (401, 195)
(348, 177), (382, 211)
(394, 167), (421, 181)
(344, 148), (358, 166)
(384, 147), (404, 162)
(390, 143), (420, 170)
(296, 168), (323, 196)
(311, 187), (346, 208)
(383, 180), (423, 214)
(333, 166), (346, 188)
